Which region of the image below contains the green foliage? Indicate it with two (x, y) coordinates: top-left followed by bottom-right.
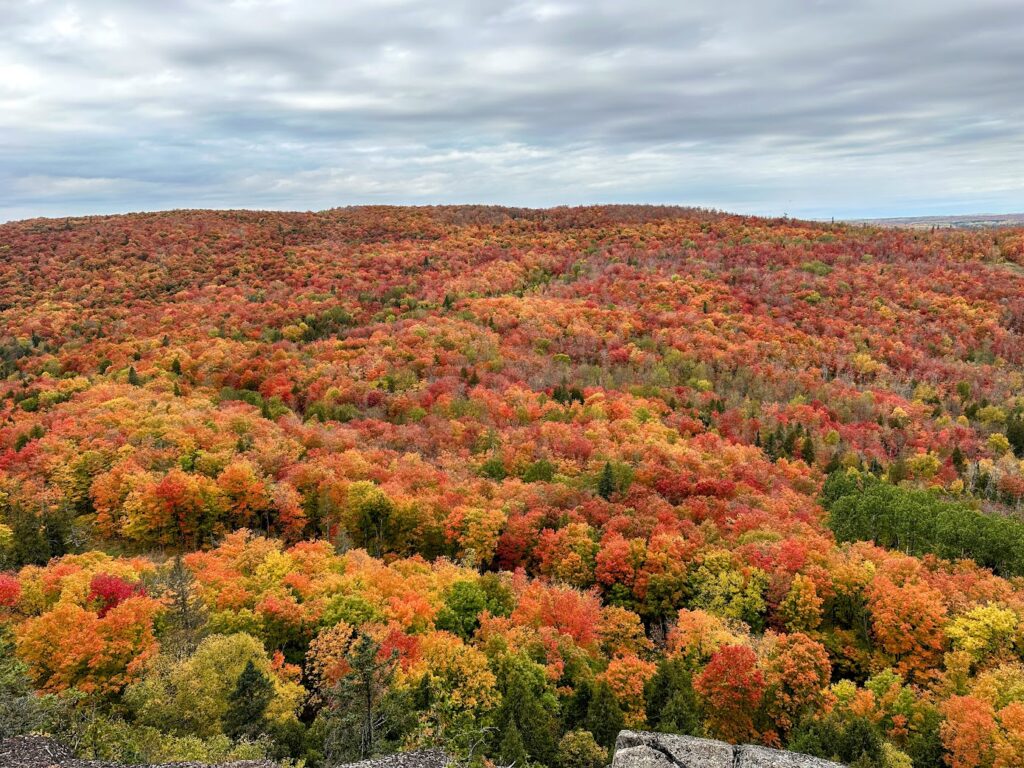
(323, 632), (406, 763)
(77, 716), (271, 765)
(125, 633), (303, 738)
(556, 730), (607, 768)
(156, 554), (208, 659)
(223, 660), (274, 740)
(598, 462), (615, 501)
(0, 628), (68, 738)
(492, 653), (559, 766)
(645, 657), (700, 736)
(824, 471), (1024, 576)
(521, 459), (556, 483)
(788, 714), (884, 767)
(499, 721), (530, 768)
(585, 681), (625, 750)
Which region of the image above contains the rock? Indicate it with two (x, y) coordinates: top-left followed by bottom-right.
(0, 736), (450, 768)
(0, 735), (276, 768)
(614, 731), (734, 768)
(338, 749), (451, 768)
(0, 735), (75, 767)
(612, 731), (844, 768)
(735, 745), (845, 768)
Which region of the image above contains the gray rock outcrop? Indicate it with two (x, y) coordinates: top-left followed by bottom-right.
(0, 736), (449, 768)
(613, 731), (843, 768)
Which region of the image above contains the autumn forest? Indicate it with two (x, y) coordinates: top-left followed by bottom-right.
(2, 205), (1024, 768)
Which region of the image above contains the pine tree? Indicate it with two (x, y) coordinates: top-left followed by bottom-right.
(645, 658), (699, 736)
(801, 437), (816, 466)
(171, 356), (182, 375)
(127, 366), (140, 386)
(564, 679), (593, 731)
(499, 721), (530, 768)
(162, 555), (207, 658)
(586, 680), (625, 750)
(598, 462), (615, 501)
(10, 505), (49, 567)
(224, 660), (273, 740)
(325, 632), (400, 762)
(494, 656), (557, 767)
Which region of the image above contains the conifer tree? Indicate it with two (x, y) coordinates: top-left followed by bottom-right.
(586, 680), (625, 750)
(162, 554), (207, 658)
(499, 721), (529, 768)
(598, 462), (615, 501)
(645, 657), (699, 736)
(325, 632), (400, 762)
(224, 660), (273, 740)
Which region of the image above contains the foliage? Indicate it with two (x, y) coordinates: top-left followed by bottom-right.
(2, 206), (1024, 765)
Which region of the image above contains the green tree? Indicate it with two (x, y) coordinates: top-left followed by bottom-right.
(159, 555), (208, 658)
(645, 657), (700, 735)
(224, 660), (273, 740)
(493, 654), (558, 767)
(436, 581), (488, 640)
(585, 680), (625, 750)
(324, 632), (402, 762)
(598, 462), (615, 501)
(499, 721), (530, 768)
(556, 730), (607, 768)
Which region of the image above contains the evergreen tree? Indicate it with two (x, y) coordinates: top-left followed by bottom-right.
(499, 721), (530, 768)
(127, 366), (140, 386)
(585, 681), (625, 750)
(162, 554), (208, 658)
(598, 462), (615, 501)
(644, 658), (699, 736)
(801, 437), (816, 466)
(10, 505), (49, 567)
(1007, 417), (1024, 458)
(951, 445), (966, 474)
(494, 654), (558, 767)
(325, 633), (401, 762)
(564, 679), (592, 731)
(224, 660), (273, 740)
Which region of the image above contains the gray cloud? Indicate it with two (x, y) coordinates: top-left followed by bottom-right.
(1, 0), (1022, 221)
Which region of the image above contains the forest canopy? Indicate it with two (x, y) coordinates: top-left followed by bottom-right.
(2, 206), (1024, 767)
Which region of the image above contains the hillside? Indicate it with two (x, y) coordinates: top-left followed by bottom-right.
(848, 212), (1024, 229)
(1, 206), (1024, 767)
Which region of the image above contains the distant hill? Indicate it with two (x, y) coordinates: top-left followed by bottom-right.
(848, 212), (1024, 229)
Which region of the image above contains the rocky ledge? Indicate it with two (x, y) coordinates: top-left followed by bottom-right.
(2, 732), (840, 768)
(0, 736), (276, 768)
(0, 736), (449, 768)
(612, 731), (843, 768)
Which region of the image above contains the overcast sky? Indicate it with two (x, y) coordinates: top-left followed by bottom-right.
(2, 0), (1023, 222)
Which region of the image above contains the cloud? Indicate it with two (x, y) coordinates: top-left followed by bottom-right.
(1, 0), (1022, 221)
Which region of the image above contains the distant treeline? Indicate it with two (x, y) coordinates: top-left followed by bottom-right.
(824, 471), (1024, 577)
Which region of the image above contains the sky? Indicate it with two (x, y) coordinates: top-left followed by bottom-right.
(2, 0), (1023, 222)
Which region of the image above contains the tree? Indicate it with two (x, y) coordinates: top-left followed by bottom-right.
(940, 696), (996, 768)
(586, 680), (625, 750)
(557, 730), (607, 768)
(325, 632), (400, 762)
(645, 657), (700, 736)
(224, 660), (273, 740)
(598, 462), (615, 501)
(493, 653), (558, 767)
(499, 721), (530, 768)
(694, 645), (764, 743)
(160, 554), (207, 659)
(760, 632), (831, 740)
